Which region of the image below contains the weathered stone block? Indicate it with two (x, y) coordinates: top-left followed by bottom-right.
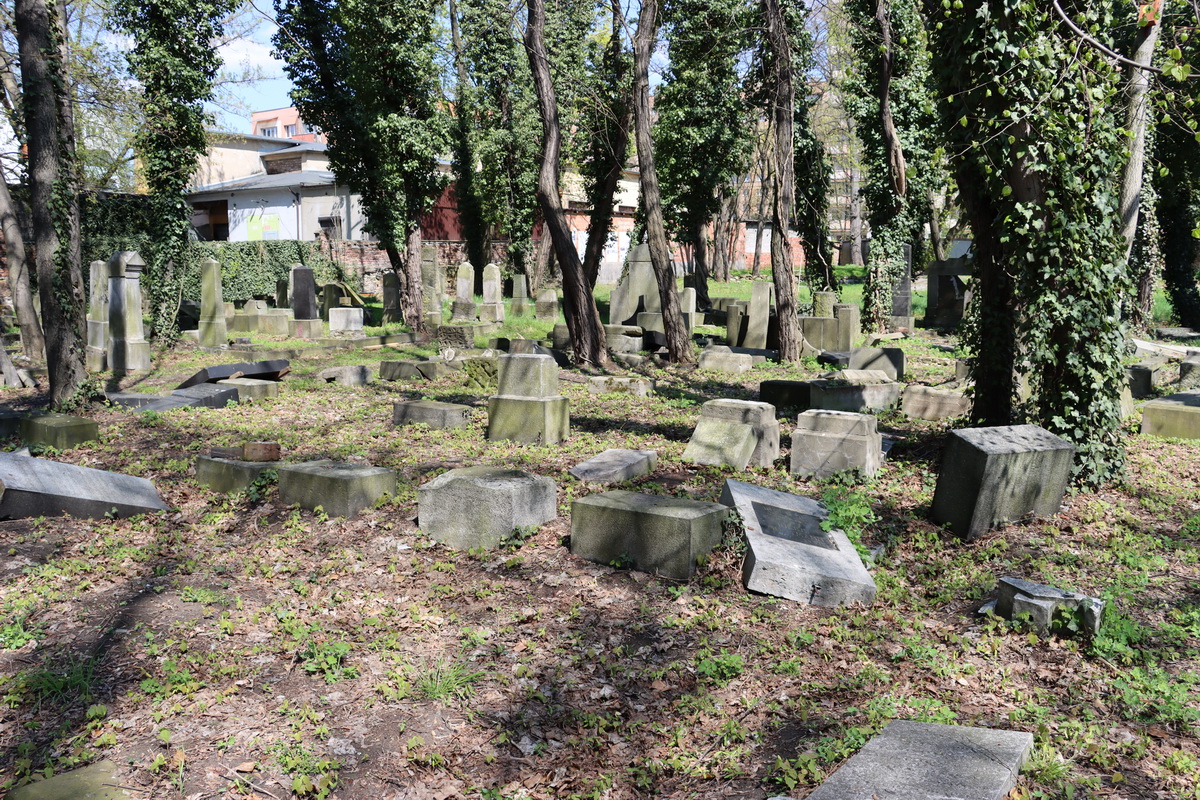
(418, 466), (556, 549)
(487, 396), (569, 444)
(587, 376), (655, 396)
(461, 357), (499, 392)
(800, 316), (839, 351)
(172, 383), (240, 408)
(682, 419), (759, 470)
(991, 576), (1104, 636)
(698, 399), (779, 467)
(379, 360), (458, 381)
(607, 334), (643, 354)
(277, 460), (396, 518)
(1140, 389), (1200, 439)
(848, 346), (905, 381)
(569, 449), (657, 484)
(809, 380), (902, 413)
(902, 385), (973, 421)
(720, 479), (875, 606)
(497, 354), (558, 397)
(217, 378), (279, 402)
(790, 410), (882, 480)
(759, 380), (811, 412)
(931, 425), (1075, 540)
(570, 490), (728, 580)
(329, 307), (364, 332)
(437, 325), (474, 351)
(1179, 355), (1200, 391)
(195, 456), (274, 494)
(0, 453), (166, 519)
(316, 366), (372, 386)
(292, 319), (324, 339)
(698, 349), (754, 373)
(806, 721), (1033, 800)
(19, 414), (98, 450)
(1126, 359), (1165, 398)
(393, 400), (471, 429)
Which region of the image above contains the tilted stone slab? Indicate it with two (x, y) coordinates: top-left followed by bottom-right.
(848, 346), (905, 381)
(316, 365), (372, 386)
(19, 414), (99, 450)
(277, 460), (396, 518)
(698, 399), (779, 467)
(0, 453), (167, 519)
(171, 383), (240, 408)
(720, 479), (875, 606)
(806, 720), (1033, 800)
(217, 377), (279, 402)
(418, 466), (556, 549)
(587, 376), (655, 397)
(393, 400), (471, 429)
(570, 490), (728, 580)
(1141, 390), (1200, 440)
(833, 369), (893, 383)
(176, 359), (289, 389)
(681, 419), (759, 471)
(195, 456), (275, 494)
(991, 576), (1104, 636)
(105, 392), (162, 409)
(931, 425), (1075, 540)
(569, 449), (658, 484)
(902, 385), (973, 421)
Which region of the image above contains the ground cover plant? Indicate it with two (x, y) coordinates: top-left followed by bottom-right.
(0, 315), (1197, 800)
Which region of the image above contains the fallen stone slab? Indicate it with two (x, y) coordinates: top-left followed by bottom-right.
(827, 369), (893, 383)
(0, 453), (167, 519)
(902, 385), (973, 421)
(176, 359), (289, 389)
(278, 460), (397, 518)
(393, 399), (472, 429)
(681, 418), (759, 470)
(195, 456), (275, 494)
(217, 377), (279, 402)
(931, 425), (1075, 540)
(985, 576), (1104, 636)
(570, 490), (728, 580)
(849, 346), (905, 381)
(20, 414), (99, 450)
(569, 449), (658, 484)
(418, 466), (556, 549)
(806, 720), (1033, 800)
(170, 383), (240, 408)
(720, 479), (875, 607)
(1141, 390), (1200, 440)
(105, 392), (162, 409)
(816, 350), (851, 368)
(379, 359), (461, 381)
(587, 376), (655, 397)
(8, 758), (130, 800)
(316, 365), (372, 386)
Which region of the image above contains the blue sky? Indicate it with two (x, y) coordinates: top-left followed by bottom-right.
(213, 19), (294, 132)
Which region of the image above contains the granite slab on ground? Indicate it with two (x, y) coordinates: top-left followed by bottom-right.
(176, 359), (289, 389)
(569, 449), (658, 484)
(0, 453), (167, 519)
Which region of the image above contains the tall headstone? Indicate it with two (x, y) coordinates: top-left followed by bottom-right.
(106, 251), (152, 372)
(452, 262), (477, 321)
(480, 263), (505, 322)
(275, 277), (289, 309)
(510, 273), (530, 316)
(487, 354), (569, 444)
(535, 288), (558, 320)
(382, 272), (402, 324)
(743, 281), (773, 349)
(198, 257), (228, 348)
(421, 244), (444, 315)
(608, 244), (660, 325)
(85, 259), (108, 371)
(291, 266), (322, 338)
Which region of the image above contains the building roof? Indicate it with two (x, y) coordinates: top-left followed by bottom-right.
(189, 170), (338, 196)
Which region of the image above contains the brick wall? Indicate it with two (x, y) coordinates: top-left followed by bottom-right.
(316, 237), (507, 295)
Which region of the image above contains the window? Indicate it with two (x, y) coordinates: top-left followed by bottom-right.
(260, 126), (277, 137)
(285, 124), (297, 137)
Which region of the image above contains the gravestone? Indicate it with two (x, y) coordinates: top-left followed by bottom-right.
(720, 479), (876, 606)
(452, 262), (477, 321)
(1179, 355), (1200, 391)
(808, 378), (902, 413)
(275, 277), (289, 309)
(85, 259), (108, 371)
(316, 365), (372, 386)
(379, 359), (460, 381)
(609, 244), (659, 325)
(849, 347), (905, 381)
(217, 377), (279, 402)
(196, 456), (275, 494)
(679, 287), (697, 333)
(569, 449), (658, 484)
(924, 256), (973, 328)
(1140, 389), (1200, 439)
(292, 266), (319, 322)
(726, 301), (748, 346)
(510, 273), (530, 316)
(570, 490), (728, 580)
(393, 399), (472, 429)
(20, 414), (98, 450)
(329, 307), (364, 332)
(487, 354), (569, 444)
(799, 316), (839, 351)
(418, 467), (556, 549)
(106, 251), (152, 371)
(277, 460), (396, 517)
(759, 380), (811, 412)
(698, 347), (754, 373)
(790, 409), (882, 480)
(744, 282), (773, 349)
(0, 453), (167, 519)
(833, 303), (861, 351)
(535, 288), (559, 320)
(421, 244), (444, 315)
(199, 257), (228, 348)
(683, 399), (779, 471)
(177, 360), (289, 389)
(382, 272), (402, 324)
(902, 385), (972, 420)
(931, 425), (1075, 539)
(437, 325), (474, 351)
(988, 577), (1104, 636)
(891, 250), (913, 327)
(480, 263), (505, 322)
(169, 384), (239, 408)
(805, 720), (1033, 800)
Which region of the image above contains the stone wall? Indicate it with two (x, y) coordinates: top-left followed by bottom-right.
(316, 236), (507, 296)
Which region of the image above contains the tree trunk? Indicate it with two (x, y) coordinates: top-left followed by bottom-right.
(763, 0), (800, 361)
(525, 0), (608, 366)
(448, 0), (488, 277)
(874, 0), (907, 200)
(849, 166), (863, 265)
(632, 0), (693, 364)
(387, 234), (426, 335)
(927, 186), (947, 262)
(690, 217), (711, 309)
(1117, 10), (1161, 265)
(750, 147), (770, 277)
(0, 176), (45, 358)
(16, 0), (87, 406)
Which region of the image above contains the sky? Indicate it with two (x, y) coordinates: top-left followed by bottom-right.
(212, 18), (294, 132)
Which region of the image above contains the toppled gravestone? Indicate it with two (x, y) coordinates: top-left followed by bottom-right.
(983, 576), (1104, 636)
(569, 449), (657, 484)
(176, 359), (289, 389)
(316, 365), (372, 386)
(682, 399), (779, 470)
(720, 479), (875, 607)
(803, 720), (1033, 800)
(0, 453), (167, 519)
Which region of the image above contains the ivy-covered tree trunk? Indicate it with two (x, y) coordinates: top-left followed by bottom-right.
(524, 0), (609, 367)
(1156, 118), (1200, 328)
(0, 177), (45, 358)
(16, 0), (88, 405)
(447, 0), (488, 275)
(927, 0), (1130, 486)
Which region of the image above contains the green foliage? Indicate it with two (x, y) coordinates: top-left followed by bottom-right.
(413, 659), (484, 701)
(926, 0), (1130, 486)
(820, 483), (877, 560)
(693, 650), (744, 684)
(298, 639), (358, 684)
(111, 0), (237, 340)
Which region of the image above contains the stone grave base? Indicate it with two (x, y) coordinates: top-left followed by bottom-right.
(418, 466), (556, 549)
(486, 396), (569, 444)
(393, 400), (471, 429)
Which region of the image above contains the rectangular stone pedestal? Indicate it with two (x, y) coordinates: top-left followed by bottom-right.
(790, 410), (882, 480)
(196, 456), (274, 493)
(277, 460), (396, 517)
(20, 414), (99, 450)
(1141, 390), (1200, 439)
(393, 400), (471, 429)
(487, 396), (569, 444)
